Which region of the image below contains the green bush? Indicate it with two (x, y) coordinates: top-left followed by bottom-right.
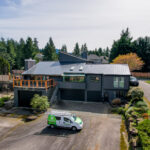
(135, 101), (147, 108)
(138, 120), (150, 150)
(0, 98), (4, 107)
(30, 94), (49, 112)
(111, 107), (125, 115)
(127, 87), (144, 103)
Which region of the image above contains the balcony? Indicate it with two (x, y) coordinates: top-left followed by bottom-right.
(13, 78), (56, 89)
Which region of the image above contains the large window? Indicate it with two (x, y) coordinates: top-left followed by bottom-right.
(63, 74), (85, 83)
(113, 77), (125, 88)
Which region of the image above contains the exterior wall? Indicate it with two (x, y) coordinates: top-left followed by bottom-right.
(59, 82), (85, 89)
(14, 87), (51, 107)
(103, 75), (130, 90)
(86, 74), (102, 91)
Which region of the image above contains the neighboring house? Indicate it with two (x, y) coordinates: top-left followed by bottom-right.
(13, 52), (130, 107)
(87, 54), (109, 64)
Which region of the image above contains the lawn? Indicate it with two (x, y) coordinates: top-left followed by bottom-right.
(145, 80), (150, 84)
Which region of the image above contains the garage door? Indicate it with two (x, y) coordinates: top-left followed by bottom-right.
(18, 90), (42, 107)
(87, 91), (101, 102)
(60, 89), (84, 101)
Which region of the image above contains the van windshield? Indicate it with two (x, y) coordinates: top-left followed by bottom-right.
(71, 115), (77, 121)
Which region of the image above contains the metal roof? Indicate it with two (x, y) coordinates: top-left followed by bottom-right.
(22, 61), (131, 76)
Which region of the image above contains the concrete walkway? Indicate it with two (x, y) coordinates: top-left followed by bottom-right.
(139, 80), (150, 101)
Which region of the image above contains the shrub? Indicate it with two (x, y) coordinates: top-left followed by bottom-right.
(135, 101), (147, 108)
(111, 107), (125, 115)
(112, 98), (121, 105)
(127, 87), (144, 103)
(138, 120), (150, 150)
(30, 94), (49, 112)
(0, 98), (4, 107)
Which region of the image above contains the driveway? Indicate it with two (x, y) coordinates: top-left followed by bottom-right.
(139, 80), (150, 101)
(0, 101), (121, 150)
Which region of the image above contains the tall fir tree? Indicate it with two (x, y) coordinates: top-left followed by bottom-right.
(73, 43), (80, 56)
(109, 28), (133, 62)
(43, 37), (57, 61)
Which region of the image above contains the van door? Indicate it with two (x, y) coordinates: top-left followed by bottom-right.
(63, 117), (72, 128)
(55, 116), (61, 127)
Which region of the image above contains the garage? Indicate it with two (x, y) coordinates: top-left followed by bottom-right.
(87, 91), (101, 102)
(18, 90), (42, 107)
(60, 89), (85, 101)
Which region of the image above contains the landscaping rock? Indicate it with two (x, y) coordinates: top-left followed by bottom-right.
(4, 101), (13, 110)
(25, 115), (37, 122)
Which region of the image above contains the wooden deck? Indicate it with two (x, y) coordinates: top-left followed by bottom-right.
(13, 78), (56, 89)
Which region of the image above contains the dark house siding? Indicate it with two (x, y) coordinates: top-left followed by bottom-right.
(60, 89), (85, 101)
(103, 75), (130, 90)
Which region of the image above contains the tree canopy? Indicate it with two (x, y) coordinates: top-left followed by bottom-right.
(112, 53), (144, 71)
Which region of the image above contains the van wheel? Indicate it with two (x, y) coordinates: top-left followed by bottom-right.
(72, 126), (77, 131)
(50, 124), (54, 128)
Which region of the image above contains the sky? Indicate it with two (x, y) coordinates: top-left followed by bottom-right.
(0, 0), (150, 52)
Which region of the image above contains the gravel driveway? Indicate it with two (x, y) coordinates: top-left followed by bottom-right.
(0, 101), (121, 150)
(139, 80), (150, 101)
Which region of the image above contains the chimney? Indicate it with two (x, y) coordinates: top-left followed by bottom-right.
(25, 58), (36, 71)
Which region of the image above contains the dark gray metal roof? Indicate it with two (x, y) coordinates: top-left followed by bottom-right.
(23, 61), (131, 76)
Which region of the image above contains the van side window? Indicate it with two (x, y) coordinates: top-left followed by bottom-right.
(56, 116), (61, 120)
(64, 117), (70, 123)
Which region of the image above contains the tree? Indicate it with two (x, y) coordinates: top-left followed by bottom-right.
(133, 37), (150, 71)
(81, 43), (88, 53)
(73, 43), (80, 56)
(109, 28), (133, 62)
(61, 44), (67, 52)
(0, 56), (10, 75)
(112, 53), (144, 71)
(43, 37), (57, 61)
(30, 94), (49, 112)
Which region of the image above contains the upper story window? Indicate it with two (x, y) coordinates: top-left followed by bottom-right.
(113, 77), (124, 88)
(63, 73), (85, 83)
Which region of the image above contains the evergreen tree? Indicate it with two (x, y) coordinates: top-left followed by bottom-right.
(43, 37), (57, 61)
(81, 43), (88, 53)
(109, 28), (133, 62)
(61, 44), (67, 52)
(133, 37), (150, 71)
(73, 43), (80, 56)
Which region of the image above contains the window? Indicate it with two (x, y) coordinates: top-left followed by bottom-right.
(64, 117), (71, 123)
(114, 77), (124, 88)
(56, 116), (61, 120)
(116, 91), (126, 98)
(63, 74), (85, 82)
(119, 77), (124, 88)
(90, 76), (100, 82)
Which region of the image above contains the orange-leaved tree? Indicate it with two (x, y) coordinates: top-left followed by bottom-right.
(112, 53), (144, 71)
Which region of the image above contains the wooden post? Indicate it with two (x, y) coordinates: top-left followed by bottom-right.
(45, 81), (47, 89)
(36, 80), (38, 87)
(28, 80), (30, 87)
(13, 79), (14, 88)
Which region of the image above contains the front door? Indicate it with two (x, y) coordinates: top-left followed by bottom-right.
(63, 117), (72, 128)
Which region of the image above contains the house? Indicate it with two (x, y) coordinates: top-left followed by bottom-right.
(87, 54), (109, 64)
(13, 52), (130, 107)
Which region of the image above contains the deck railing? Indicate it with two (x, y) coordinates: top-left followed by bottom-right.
(13, 79), (56, 89)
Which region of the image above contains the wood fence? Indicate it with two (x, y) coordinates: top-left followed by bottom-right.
(131, 72), (150, 79)
(0, 75), (10, 81)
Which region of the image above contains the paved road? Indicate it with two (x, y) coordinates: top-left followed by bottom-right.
(139, 80), (150, 101)
(0, 101), (121, 150)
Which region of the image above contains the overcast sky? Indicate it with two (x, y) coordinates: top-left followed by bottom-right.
(0, 0), (150, 52)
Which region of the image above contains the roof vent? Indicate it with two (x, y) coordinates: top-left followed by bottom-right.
(70, 66), (75, 71)
(79, 66), (83, 71)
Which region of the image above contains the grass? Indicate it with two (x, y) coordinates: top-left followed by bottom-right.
(145, 80), (150, 84)
(120, 120), (128, 150)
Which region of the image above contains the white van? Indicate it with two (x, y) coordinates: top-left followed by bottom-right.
(47, 111), (83, 131)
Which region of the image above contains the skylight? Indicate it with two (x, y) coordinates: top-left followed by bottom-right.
(79, 66), (83, 71)
(70, 66), (75, 71)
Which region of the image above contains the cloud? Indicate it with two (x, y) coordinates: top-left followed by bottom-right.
(0, 0), (150, 51)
